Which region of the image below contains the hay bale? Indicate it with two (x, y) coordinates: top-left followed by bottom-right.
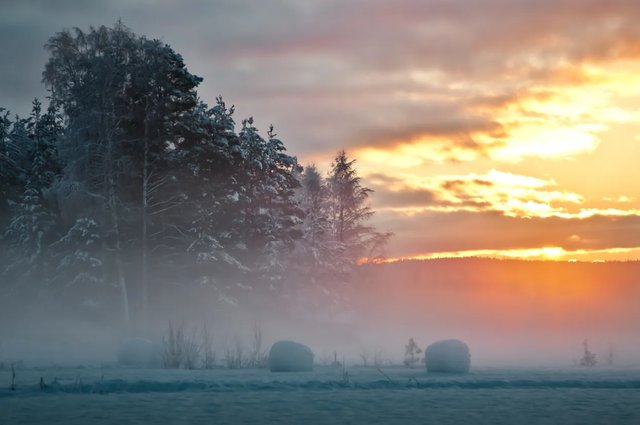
(268, 340), (313, 372)
(425, 339), (471, 373)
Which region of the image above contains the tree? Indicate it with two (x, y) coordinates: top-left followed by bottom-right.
(0, 109), (21, 295)
(403, 338), (422, 368)
(43, 21), (143, 323)
(579, 339), (597, 367)
(48, 218), (106, 311)
(0, 109), (22, 221)
(2, 100), (63, 300)
(327, 149), (392, 264)
(167, 97), (247, 303)
(289, 164), (350, 317)
(42, 21), (206, 325)
(122, 37), (203, 328)
(231, 119), (303, 299)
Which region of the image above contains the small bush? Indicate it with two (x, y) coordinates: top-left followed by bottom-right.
(579, 339), (597, 367)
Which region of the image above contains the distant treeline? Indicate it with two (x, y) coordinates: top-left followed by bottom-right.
(0, 21), (390, 328)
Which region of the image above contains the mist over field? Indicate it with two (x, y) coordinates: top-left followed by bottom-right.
(2, 258), (640, 370)
(2, 1), (640, 424)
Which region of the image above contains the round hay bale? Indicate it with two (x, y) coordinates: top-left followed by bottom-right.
(425, 339), (471, 373)
(268, 340), (314, 372)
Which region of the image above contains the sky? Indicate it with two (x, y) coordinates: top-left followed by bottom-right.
(2, 0), (640, 262)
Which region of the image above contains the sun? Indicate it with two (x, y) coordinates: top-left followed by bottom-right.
(541, 247), (564, 258)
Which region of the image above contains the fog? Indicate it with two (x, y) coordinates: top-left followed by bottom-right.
(2, 259), (639, 369)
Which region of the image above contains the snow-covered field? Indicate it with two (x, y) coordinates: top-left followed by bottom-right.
(2, 365), (640, 424)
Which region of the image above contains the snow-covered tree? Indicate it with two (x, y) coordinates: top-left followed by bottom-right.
(48, 218), (106, 310)
(232, 119), (304, 299)
(0, 20), (395, 328)
(121, 37), (204, 327)
(43, 21), (144, 322)
(2, 100), (63, 298)
(0, 109), (22, 259)
(289, 164), (350, 317)
(166, 97), (247, 303)
(328, 149), (392, 264)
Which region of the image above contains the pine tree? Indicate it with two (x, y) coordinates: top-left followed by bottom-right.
(232, 119), (304, 300)
(403, 338), (423, 368)
(42, 21), (207, 324)
(290, 164), (349, 317)
(0, 109), (22, 270)
(122, 37), (204, 328)
(168, 97), (247, 303)
(48, 218), (106, 311)
(3, 100), (63, 299)
(327, 149), (392, 264)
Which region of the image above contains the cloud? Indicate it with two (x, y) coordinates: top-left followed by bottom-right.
(3, 0), (640, 159)
(367, 173), (493, 209)
(367, 169), (592, 218)
(373, 209), (640, 258)
(604, 196), (635, 203)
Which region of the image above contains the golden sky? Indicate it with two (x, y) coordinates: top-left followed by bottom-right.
(4, 0), (640, 262)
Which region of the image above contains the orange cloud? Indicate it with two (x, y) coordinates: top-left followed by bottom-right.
(371, 208), (640, 260)
(368, 169), (591, 218)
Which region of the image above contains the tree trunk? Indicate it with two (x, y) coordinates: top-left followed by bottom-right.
(141, 112), (149, 331)
(110, 176), (130, 324)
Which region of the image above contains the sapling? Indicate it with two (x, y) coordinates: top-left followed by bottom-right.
(403, 338), (422, 368)
(359, 349), (370, 366)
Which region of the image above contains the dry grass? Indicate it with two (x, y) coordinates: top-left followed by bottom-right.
(162, 319), (270, 370)
(247, 321), (268, 369)
(182, 326), (203, 370)
(373, 349), (390, 367)
(162, 320), (185, 368)
(201, 317), (216, 369)
(222, 334), (244, 369)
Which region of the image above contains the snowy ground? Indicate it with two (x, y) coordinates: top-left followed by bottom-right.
(2, 365), (640, 424)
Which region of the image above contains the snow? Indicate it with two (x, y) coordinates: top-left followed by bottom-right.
(1, 365), (640, 424)
(268, 340), (314, 372)
(425, 339), (471, 373)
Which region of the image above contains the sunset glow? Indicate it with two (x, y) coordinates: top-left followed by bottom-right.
(384, 246), (640, 263)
